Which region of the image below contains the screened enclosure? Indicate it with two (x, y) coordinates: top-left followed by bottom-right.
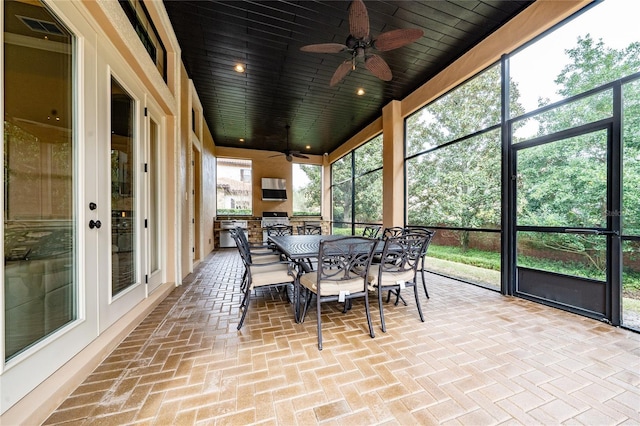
(403, 0), (640, 330)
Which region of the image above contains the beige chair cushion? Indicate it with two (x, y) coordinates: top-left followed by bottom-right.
(367, 264), (415, 287)
(248, 264), (293, 288)
(252, 254), (282, 264)
(250, 262), (290, 272)
(250, 246), (273, 254)
(300, 271), (366, 296)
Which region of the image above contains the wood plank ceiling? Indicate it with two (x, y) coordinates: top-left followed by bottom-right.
(163, 0), (533, 157)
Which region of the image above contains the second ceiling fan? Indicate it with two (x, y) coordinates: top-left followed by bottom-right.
(300, 0), (424, 87)
(270, 125), (309, 162)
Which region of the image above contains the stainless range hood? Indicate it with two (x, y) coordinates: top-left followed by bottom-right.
(261, 178), (287, 201)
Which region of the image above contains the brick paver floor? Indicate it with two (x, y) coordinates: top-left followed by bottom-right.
(44, 249), (640, 425)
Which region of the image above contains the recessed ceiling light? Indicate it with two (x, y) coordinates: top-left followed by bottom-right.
(239, 138), (245, 142)
(305, 145), (311, 150)
(356, 88), (365, 96)
(234, 64), (245, 73)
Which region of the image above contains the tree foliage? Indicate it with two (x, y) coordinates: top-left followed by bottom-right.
(518, 35), (640, 271)
(297, 35), (640, 265)
(406, 65), (522, 249)
(330, 135), (383, 225)
(294, 164), (321, 215)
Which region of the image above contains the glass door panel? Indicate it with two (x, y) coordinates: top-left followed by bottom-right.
(111, 78), (136, 296)
(3, 0), (75, 360)
(147, 117), (162, 294)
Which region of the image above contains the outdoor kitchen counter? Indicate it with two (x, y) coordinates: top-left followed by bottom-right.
(213, 217), (327, 247)
(214, 219), (263, 245)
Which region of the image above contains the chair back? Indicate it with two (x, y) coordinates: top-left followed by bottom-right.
(381, 226), (404, 240)
(316, 237), (376, 292)
(231, 228), (252, 266)
(404, 227), (436, 256)
(267, 224), (293, 236)
(362, 225), (381, 239)
(378, 233), (428, 276)
(297, 224), (322, 235)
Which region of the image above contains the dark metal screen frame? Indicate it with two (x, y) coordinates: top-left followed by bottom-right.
(506, 75), (635, 326)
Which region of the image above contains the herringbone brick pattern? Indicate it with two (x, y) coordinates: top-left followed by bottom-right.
(44, 249), (640, 425)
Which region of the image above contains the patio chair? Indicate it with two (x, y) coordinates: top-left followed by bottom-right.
(299, 236), (377, 350)
(266, 224), (293, 250)
(368, 233), (429, 332)
(381, 226), (404, 240)
(297, 224), (322, 235)
(372, 226), (404, 264)
(266, 224), (293, 236)
(231, 228), (282, 291)
(233, 232), (297, 330)
(362, 225), (382, 239)
(235, 226), (273, 255)
(404, 226), (436, 298)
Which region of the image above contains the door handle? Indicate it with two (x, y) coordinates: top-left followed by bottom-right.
(89, 220), (102, 229)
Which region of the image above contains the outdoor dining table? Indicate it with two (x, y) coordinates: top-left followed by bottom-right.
(268, 234), (383, 322)
(268, 234), (350, 267)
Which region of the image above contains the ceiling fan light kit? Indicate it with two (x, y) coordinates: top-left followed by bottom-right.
(300, 0), (423, 86)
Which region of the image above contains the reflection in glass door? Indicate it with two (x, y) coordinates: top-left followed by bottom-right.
(3, 0), (75, 361)
(111, 78), (136, 295)
(514, 126), (617, 320)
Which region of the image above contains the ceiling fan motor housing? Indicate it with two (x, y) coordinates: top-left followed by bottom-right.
(346, 34), (371, 51)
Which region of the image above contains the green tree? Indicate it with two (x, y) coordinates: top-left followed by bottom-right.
(406, 65), (524, 250)
(295, 164), (321, 215)
(354, 135), (383, 223)
(519, 35), (640, 271)
(328, 135), (383, 229)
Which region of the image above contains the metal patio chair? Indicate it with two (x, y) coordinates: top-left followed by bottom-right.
(362, 225), (382, 239)
(233, 232), (297, 330)
(299, 236), (377, 350)
(368, 233), (429, 332)
(404, 226), (436, 298)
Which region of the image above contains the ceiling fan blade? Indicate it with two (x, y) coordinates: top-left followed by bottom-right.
(330, 61), (353, 87)
(291, 152), (309, 159)
(300, 43), (348, 53)
(365, 54), (392, 81)
(373, 28), (424, 51)
(349, 0), (369, 39)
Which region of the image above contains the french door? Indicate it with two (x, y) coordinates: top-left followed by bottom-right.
(512, 122), (621, 323)
(1, 0), (102, 412)
(146, 113), (163, 294)
(98, 75), (146, 331)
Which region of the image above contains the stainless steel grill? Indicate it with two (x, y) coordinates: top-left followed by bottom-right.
(261, 212), (289, 242)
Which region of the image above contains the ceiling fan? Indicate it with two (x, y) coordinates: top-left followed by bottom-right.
(270, 125), (309, 162)
(300, 0), (424, 87)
